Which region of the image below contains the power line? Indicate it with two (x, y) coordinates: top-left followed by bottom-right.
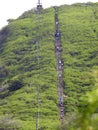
(36, 1), (42, 130)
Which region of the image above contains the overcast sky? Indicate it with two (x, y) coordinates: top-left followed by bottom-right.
(0, 0), (98, 29)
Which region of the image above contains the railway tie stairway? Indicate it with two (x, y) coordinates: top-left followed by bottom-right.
(54, 7), (65, 128)
(36, 1), (65, 129)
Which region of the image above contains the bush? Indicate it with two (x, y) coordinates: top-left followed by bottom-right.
(9, 75), (24, 92)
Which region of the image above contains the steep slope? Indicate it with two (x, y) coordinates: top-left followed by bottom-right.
(0, 8), (60, 130)
(0, 2), (98, 130)
(59, 3), (98, 129)
(59, 3), (98, 114)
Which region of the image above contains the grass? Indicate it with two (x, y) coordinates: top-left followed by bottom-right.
(0, 2), (98, 130)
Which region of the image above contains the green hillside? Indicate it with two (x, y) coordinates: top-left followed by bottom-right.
(0, 2), (98, 130)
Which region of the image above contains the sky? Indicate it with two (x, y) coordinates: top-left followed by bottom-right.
(0, 0), (98, 29)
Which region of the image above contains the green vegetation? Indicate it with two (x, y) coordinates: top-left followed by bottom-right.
(0, 2), (98, 130)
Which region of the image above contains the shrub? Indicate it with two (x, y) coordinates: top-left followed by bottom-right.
(9, 75), (24, 92)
